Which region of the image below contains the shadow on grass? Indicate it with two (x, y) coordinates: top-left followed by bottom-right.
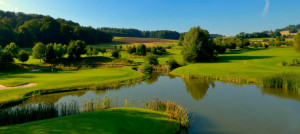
(218, 55), (274, 62)
(225, 48), (268, 55)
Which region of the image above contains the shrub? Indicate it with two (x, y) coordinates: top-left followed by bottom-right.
(98, 47), (107, 55)
(263, 39), (269, 42)
(17, 50), (29, 62)
(44, 43), (56, 63)
(92, 49), (99, 56)
(145, 53), (159, 65)
(86, 45), (93, 56)
(215, 45), (227, 54)
(282, 59), (300, 66)
(111, 49), (120, 59)
(282, 61), (288, 66)
(127, 46), (136, 54)
(264, 44), (269, 48)
(151, 46), (167, 55)
(136, 44), (147, 55)
(168, 58), (180, 70)
(141, 64), (153, 74)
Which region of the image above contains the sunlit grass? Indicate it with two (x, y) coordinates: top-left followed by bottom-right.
(171, 47), (300, 84)
(0, 67), (142, 105)
(0, 107), (180, 134)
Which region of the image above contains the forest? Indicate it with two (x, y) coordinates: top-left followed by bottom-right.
(100, 27), (180, 39)
(0, 10), (113, 47)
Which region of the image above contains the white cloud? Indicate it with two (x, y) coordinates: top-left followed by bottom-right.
(262, 0), (270, 17)
(0, 1), (10, 7)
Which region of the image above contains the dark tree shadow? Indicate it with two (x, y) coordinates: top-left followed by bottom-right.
(225, 48), (268, 55)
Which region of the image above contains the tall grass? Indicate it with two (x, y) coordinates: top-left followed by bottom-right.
(144, 99), (189, 127)
(263, 72), (300, 90)
(0, 97), (189, 128)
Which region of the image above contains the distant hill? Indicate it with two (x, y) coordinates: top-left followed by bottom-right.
(276, 24), (300, 33)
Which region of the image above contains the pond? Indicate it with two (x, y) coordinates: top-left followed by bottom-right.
(18, 73), (300, 134)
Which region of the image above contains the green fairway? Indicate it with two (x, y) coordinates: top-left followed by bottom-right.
(171, 47), (300, 83)
(0, 67), (142, 105)
(0, 107), (180, 134)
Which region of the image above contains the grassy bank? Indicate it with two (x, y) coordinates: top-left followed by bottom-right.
(171, 48), (300, 84)
(0, 107), (180, 134)
(0, 67), (143, 106)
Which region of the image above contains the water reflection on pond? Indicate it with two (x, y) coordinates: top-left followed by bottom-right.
(20, 73), (300, 134)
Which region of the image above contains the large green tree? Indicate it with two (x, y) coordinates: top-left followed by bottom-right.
(32, 42), (46, 62)
(294, 32), (300, 52)
(181, 26), (216, 62)
(67, 40), (86, 60)
(3, 42), (19, 58)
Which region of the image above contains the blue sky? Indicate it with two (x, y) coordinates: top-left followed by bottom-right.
(0, 0), (300, 36)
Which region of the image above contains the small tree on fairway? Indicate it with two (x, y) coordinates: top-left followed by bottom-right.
(53, 43), (66, 58)
(32, 42), (46, 63)
(3, 42), (19, 58)
(181, 26), (216, 62)
(86, 45), (93, 56)
(168, 58), (180, 70)
(92, 48), (99, 56)
(111, 49), (120, 58)
(145, 53), (158, 65)
(99, 47), (107, 56)
(136, 44), (147, 56)
(18, 50), (29, 62)
(67, 40), (86, 60)
(44, 43), (56, 63)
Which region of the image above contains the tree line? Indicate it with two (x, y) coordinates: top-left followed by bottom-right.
(0, 10), (113, 48)
(100, 27), (180, 40)
(277, 24), (300, 33)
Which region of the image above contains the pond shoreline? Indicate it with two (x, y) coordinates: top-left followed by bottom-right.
(0, 75), (148, 109)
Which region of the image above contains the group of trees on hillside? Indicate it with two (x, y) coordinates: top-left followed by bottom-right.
(236, 31), (281, 38)
(214, 37), (250, 54)
(0, 42), (29, 70)
(32, 40), (88, 63)
(277, 24), (300, 33)
(100, 27), (180, 40)
(0, 10), (112, 48)
(127, 44), (167, 56)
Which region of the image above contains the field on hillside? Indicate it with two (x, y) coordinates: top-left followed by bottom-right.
(92, 37), (178, 49)
(248, 37), (294, 42)
(171, 47), (300, 83)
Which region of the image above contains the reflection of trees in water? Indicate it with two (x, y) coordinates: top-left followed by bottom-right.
(183, 78), (215, 101)
(145, 73), (159, 85)
(21, 90), (87, 105)
(145, 72), (176, 85)
(261, 87), (300, 101)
